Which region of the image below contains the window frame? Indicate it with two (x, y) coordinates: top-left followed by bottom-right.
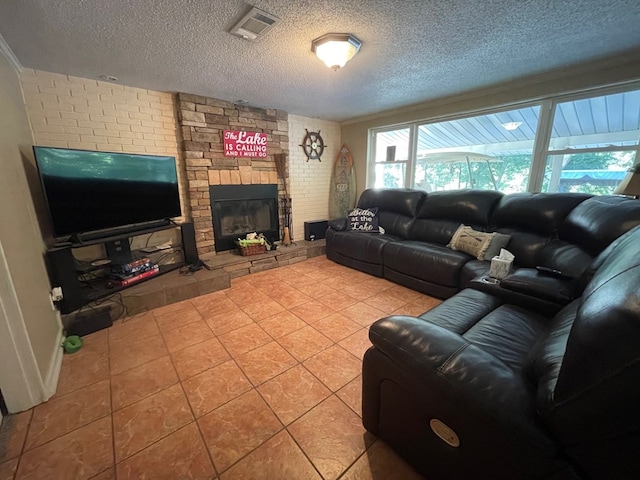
(367, 81), (640, 194)
(533, 87), (640, 192)
(367, 124), (417, 188)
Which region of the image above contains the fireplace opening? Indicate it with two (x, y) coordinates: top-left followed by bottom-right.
(210, 184), (280, 252)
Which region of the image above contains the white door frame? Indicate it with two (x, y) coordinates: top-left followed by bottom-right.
(0, 239), (48, 412)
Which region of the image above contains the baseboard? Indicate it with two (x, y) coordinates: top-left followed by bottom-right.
(43, 323), (64, 400)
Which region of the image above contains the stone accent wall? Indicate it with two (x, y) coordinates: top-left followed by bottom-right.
(176, 93), (289, 254)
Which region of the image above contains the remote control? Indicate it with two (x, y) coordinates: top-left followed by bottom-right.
(536, 266), (564, 277)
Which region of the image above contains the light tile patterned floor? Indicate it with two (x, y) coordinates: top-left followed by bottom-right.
(0, 256), (440, 479)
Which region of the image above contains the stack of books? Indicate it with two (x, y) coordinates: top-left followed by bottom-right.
(109, 257), (159, 286)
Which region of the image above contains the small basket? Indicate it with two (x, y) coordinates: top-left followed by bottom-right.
(237, 243), (267, 256)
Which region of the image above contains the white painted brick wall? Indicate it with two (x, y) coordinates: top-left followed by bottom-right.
(288, 115), (341, 241)
(21, 69), (179, 156)
(19, 69), (188, 220)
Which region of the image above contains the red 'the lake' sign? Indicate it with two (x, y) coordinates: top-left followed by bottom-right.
(223, 130), (268, 158)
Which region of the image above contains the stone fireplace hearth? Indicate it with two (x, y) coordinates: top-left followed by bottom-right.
(176, 93), (289, 255)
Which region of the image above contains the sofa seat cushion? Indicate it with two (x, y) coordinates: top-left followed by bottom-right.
(420, 288), (549, 371)
(462, 304), (549, 371)
(326, 230), (400, 264)
(384, 241), (471, 287)
(417, 288), (503, 333)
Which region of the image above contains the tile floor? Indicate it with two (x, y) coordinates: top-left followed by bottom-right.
(0, 256), (441, 480)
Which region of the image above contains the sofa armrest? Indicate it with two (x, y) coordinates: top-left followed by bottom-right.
(328, 217), (347, 231)
(500, 268), (576, 304)
(369, 315), (554, 449)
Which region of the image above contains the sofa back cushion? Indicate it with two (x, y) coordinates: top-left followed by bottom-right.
(558, 195), (640, 257)
(357, 188), (426, 238)
(490, 193), (590, 267)
(536, 240), (593, 280)
(491, 193), (590, 235)
(536, 196), (640, 281)
(410, 190), (503, 244)
(540, 225), (640, 444)
(525, 301), (578, 409)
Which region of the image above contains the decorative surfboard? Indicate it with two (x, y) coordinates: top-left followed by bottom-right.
(329, 144), (357, 219)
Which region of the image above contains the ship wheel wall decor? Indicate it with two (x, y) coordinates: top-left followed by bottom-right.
(300, 129), (325, 161)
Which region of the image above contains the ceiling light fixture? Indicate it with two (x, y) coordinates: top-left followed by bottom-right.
(501, 121), (522, 131)
(99, 75), (119, 82)
(311, 33), (362, 71)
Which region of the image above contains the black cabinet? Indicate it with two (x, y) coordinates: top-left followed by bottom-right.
(46, 222), (196, 314)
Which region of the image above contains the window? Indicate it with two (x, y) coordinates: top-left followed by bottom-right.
(414, 106), (539, 193)
(368, 85), (640, 195)
(370, 127), (411, 188)
(540, 90), (640, 194)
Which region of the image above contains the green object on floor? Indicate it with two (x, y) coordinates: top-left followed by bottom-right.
(63, 335), (83, 354)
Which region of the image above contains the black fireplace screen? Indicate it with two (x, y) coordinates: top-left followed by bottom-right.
(218, 199), (272, 236)
(210, 184), (279, 252)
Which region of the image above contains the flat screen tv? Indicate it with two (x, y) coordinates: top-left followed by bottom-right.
(33, 146), (182, 239)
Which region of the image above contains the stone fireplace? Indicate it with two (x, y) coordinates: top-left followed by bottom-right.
(176, 93), (289, 255)
(210, 184), (279, 252)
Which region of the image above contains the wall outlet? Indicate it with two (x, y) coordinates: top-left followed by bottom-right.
(51, 287), (63, 302)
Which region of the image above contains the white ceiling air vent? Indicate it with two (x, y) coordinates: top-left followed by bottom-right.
(229, 6), (279, 41)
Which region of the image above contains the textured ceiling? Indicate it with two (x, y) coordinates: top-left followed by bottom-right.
(1, 0), (640, 122)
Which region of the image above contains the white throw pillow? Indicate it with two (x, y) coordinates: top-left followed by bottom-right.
(447, 225), (510, 261)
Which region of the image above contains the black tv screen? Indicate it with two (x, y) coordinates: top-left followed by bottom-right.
(33, 146), (182, 238)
